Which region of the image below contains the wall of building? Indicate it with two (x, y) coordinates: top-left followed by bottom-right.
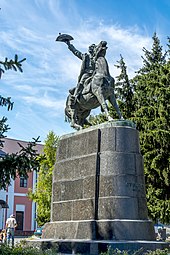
(0, 137), (43, 235)
(0, 173), (36, 233)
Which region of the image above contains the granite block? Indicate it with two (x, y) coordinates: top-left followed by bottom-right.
(97, 220), (155, 240)
(135, 154), (144, 175)
(100, 127), (116, 152)
(52, 201), (72, 221)
(99, 175), (146, 198)
(83, 176), (96, 199)
(42, 220), (97, 239)
(75, 220), (97, 239)
(115, 127), (140, 153)
(53, 176), (96, 203)
(52, 181), (61, 202)
(60, 179), (83, 201)
(57, 129), (98, 160)
(53, 154), (97, 182)
(100, 152), (136, 175)
(98, 197), (138, 220)
(73, 199), (95, 220)
(137, 197), (148, 219)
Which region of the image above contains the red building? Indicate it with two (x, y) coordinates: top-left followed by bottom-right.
(0, 138), (43, 235)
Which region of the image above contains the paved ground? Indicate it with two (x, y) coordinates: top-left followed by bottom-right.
(14, 236), (27, 245)
(14, 236), (40, 246)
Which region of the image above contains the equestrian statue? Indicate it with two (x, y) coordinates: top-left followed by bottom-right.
(56, 33), (123, 130)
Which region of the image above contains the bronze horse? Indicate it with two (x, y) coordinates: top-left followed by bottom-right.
(65, 41), (123, 130)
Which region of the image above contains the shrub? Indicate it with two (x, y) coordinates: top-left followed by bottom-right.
(100, 247), (170, 255)
(0, 243), (57, 255)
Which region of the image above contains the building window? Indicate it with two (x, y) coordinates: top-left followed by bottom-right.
(20, 176), (28, 188)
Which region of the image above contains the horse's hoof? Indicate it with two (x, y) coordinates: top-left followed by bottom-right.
(108, 116), (113, 121)
(77, 125), (83, 130)
(71, 122), (83, 130)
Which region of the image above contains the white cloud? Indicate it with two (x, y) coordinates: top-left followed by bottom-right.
(22, 95), (65, 111)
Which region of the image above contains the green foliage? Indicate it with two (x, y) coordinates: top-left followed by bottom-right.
(0, 243), (169, 255)
(0, 244), (169, 255)
(114, 54), (135, 119)
(0, 55), (26, 78)
(0, 137), (41, 190)
(145, 250), (170, 255)
(0, 96), (14, 110)
(28, 131), (59, 226)
(0, 243), (58, 255)
(138, 32), (166, 74)
(132, 33), (170, 223)
(0, 116), (10, 146)
(100, 247), (169, 255)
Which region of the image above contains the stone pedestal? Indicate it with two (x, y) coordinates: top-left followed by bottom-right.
(43, 121), (156, 241)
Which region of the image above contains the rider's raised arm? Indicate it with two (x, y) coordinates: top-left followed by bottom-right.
(67, 42), (83, 60)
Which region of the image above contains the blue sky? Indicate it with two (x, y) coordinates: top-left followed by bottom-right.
(0, 0), (170, 143)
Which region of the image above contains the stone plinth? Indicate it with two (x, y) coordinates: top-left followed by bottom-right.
(26, 239), (170, 255)
(43, 121), (155, 241)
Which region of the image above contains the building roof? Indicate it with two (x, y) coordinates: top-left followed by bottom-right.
(0, 149), (7, 157)
(1, 137), (44, 155)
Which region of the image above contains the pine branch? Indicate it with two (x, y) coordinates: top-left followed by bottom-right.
(0, 55), (26, 78)
(0, 137), (41, 190)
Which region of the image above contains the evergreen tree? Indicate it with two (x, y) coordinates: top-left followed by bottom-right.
(139, 32), (166, 73)
(132, 33), (170, 223)
(167, 37), (170, 59)
(28, 131), (59, 226)
(113, 54), (134, 119)
(0, 54), (41, 190)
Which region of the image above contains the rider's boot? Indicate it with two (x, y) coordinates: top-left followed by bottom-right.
(73, 83), (83, 104)
(74, 94), (78, 104)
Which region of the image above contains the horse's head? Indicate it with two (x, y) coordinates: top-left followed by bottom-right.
(95, 41), (108, 59)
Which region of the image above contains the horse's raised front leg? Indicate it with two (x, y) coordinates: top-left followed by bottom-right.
(108, 93), (124, 120)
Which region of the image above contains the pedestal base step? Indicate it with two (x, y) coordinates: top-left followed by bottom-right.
(26, 239), (170, 255)
(42, 220), (156, 241)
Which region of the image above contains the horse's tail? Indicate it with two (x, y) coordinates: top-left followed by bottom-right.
(65, 105), (71, 122)
(65, 113), (71, 123)
(65, 94), (72, 123)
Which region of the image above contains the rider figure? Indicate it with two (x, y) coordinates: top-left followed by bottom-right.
(65, 41), (96, 103)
